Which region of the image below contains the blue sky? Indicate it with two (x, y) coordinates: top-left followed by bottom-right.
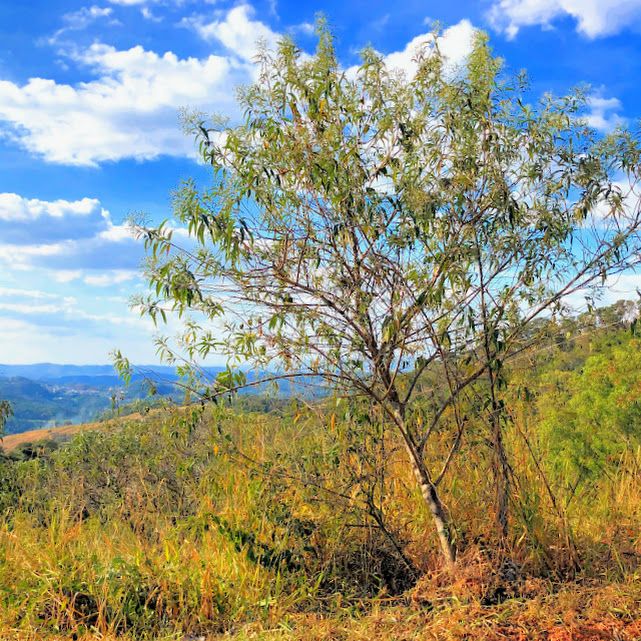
(0, 0), (640, 365)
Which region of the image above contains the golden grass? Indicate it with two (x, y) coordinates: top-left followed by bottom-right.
(0, 420), (104, 452)
(4, 582), (641, 641)
(0, 406), (172, 452)
(2, 406), (641, 640)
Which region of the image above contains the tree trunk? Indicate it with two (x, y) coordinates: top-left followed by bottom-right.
(416, 463), (456, 569)
(390, 404), (457, 571)
(490, 411), (510, 542)
(402, 438), (456, 570)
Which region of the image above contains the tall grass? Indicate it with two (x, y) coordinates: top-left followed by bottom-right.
(2, 395), (641, 639)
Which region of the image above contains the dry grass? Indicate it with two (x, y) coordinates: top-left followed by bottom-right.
(2, 406), (641, 640)
(0, 407), (173, 452)
(4, 581), (640, 641)
(1, 420), (104, 452)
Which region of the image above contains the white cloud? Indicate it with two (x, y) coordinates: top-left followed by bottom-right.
(0, 193), (141, 274)
(0, 318), (31, 332)
(63, 5), (114, 28)
(0, 302), (68, 315)
(0, 193), (100, 221)
(51, 270), (84, 283)
(1, 242), (70, 263)
(84, 270), (138, 286)
(0, 234), (132, 271)
(180, 4), (279, 61)
(0, 39), (250, 165)
(0, 318), (161, 364)
(0, 286), (60, 300)
(141, 7), (162, 22)
(0, 11), (473, 168)
(373, 20), (476, 79)
(50, 5), (118, 42)
(0, 193), (118, 248)
(488, 0), (641, 39)
(587, 178), (641, 227)
(586, 94), (625, 132)
(99, 222), (134, 242)
(0, 296), (160, 363)
(294, 22), (315, 36)
(563, 271), (641, 312)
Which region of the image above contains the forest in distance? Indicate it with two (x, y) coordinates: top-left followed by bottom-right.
(0, 365), (218, 436)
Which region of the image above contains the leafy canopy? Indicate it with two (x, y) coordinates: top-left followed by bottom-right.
(118, 24), (641, 413)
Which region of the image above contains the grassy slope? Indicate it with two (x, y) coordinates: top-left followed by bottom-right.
(3, 326), (641, 640)
(0, 408), (640, 641)
(1, 420), (100, 452)
(0, 408), (168, 452)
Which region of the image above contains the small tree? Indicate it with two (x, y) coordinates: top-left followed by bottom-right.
(117, 25), (641, 569)
(0, 400), (13, 437)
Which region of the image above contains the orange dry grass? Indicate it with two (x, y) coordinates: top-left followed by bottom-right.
(0, 409), (169, 452)
(207, 592), (641, 641)
(0, 420), (102, 452)
(194, 555), (641, 641)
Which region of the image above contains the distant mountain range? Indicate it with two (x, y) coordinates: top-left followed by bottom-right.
(0, 363), (179, 384)
(0, 363), (322, 437)
(0, 364), (221, 436)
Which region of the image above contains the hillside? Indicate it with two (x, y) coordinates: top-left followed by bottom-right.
(0, 375), (110, 434)
(1, 309), (641, 639)
(0, 375), (179, 436)
(0, 405), (177, 453)
(0, 418), (95, 452)
(0, 365), (298, 436)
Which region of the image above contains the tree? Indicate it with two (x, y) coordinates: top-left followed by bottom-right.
(116, 24), (641, 569)
(539, 336), (641, 491)
(0, 400), (13, 437)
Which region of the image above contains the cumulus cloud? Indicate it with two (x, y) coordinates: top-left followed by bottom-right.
(180, 4), (279, 61)
(0, 194), (110, 245)
(488, 0), (641, 39)
(0, 5), (468, 168)
(0, 193), (141, 273)
(380, 19), (476, 77)
(0, 8), (474, 171)
(0, 39), (251, 165)
(343, 19), (476, 84)
(586, 94), (625, 132)
(0, 194), (100, 222)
